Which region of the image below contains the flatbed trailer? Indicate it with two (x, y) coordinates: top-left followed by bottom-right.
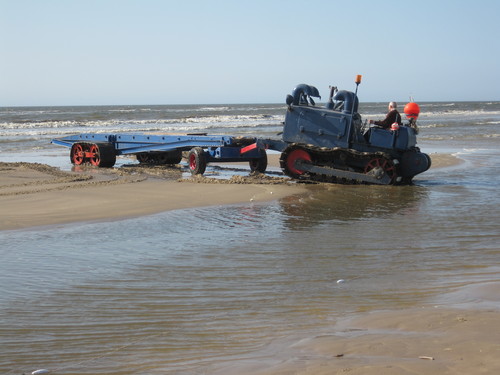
(51, 133), (284, 175)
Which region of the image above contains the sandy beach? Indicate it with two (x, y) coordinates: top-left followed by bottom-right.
(0, 152), (459, 231)
(237, 300), (500, 375)
(0, 154), (304, 231)
(3, 152), (499, 375)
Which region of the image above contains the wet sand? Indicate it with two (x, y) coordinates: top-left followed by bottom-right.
(0, 155), (303, 231)
(4, 152), (498, 374)
(233, 298), (500, 375)
(1, 153), (458, 231)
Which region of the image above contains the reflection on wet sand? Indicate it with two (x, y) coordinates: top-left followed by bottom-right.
(280, 184), (428, 229)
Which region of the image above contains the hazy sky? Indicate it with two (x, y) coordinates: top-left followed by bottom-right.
(1, 0), (499, 106)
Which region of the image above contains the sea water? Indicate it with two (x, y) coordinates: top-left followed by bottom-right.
(1, 101), (500, 374)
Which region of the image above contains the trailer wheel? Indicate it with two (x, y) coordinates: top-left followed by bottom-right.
(89, 143), (116, 168)
(70, 143), (86, 165)
(167, 149), (183, 165)
(249, 150), (268, 173)
(157, 150), (182, 165)
(188, 147), (207, 175)
(136, 153), (150, 164)
(88, 144), (101, 166)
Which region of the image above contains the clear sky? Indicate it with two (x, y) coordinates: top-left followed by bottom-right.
(1, 0), (499, 106)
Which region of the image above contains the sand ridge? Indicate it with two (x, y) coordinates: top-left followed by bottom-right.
(0, 161), (304, 230)
(0, 152), (460, 230)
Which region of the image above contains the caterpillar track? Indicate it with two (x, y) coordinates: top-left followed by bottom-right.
(280, 144), (403, 185)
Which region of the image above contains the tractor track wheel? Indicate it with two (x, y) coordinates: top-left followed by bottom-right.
(188, 147), (207, 175)
(280, 146), (312, 179)
(364, 157), (397, 184)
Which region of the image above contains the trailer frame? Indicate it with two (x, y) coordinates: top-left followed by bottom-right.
(51, 132), (285, 175)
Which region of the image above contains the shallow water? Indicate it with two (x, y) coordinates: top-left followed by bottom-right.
(1, 101), (500, 374)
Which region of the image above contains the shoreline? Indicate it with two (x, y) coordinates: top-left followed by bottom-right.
(1, 152), (461, 231)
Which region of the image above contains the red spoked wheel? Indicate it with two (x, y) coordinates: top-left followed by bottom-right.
(93, 143), (116, 168)
(364, 157), (397, 183)
(88, 144), (101, 166)
(70, 143), (86, 165)
(280, 146), (312, 179)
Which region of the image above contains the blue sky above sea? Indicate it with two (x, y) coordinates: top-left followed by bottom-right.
(1, 0), (499, 106)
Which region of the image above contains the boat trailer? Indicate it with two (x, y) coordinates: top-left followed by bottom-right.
(51, 133), (284, 176)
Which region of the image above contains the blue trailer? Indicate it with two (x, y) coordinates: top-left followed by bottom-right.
(51, 133), (275, 175)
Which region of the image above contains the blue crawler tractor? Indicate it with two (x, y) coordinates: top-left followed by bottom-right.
(276, 78), (431, 184)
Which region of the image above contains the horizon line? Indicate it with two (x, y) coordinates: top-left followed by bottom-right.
(2, 99), (499, 108)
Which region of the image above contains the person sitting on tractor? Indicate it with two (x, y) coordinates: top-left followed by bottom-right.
(369, 102), (402, 129)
